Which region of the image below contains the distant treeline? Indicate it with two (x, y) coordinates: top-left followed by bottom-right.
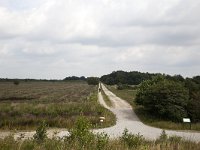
(100, 70), (199, 85)
(0, 76), (86, 82)
(63, 76), (86, 81)
(0, 76), (94, 84)
(100, 71), (156, 85)
(0, 78), (61, 82)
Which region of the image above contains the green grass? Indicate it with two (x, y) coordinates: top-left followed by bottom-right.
(0, 128), (199, 150)
(0, 81), (115, 130)
(106, 85), (137, 108)
(100, 86), (112, 107)
(106, 84), (200, 131)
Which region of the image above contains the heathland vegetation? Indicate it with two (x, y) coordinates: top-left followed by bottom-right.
(0, 116), (199, 150)
(0, 81), (115, 130)
(0, 71), (199, 149)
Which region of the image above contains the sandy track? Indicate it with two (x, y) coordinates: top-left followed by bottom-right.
(93, 83), (200, 142)
(0, 84), (200, 142)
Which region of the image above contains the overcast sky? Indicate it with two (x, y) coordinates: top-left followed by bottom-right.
(0, 0), (200, 79)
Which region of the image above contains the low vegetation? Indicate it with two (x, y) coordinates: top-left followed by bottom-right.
(106, 85), (137, 108)
(0, 81), (115, 130)
(100, 85), (112, 107)
(0, 117), (199, 150)
(87, 77), (99, 85)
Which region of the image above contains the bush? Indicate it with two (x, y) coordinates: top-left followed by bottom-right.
(13, 80), (20, 85)
(68, 116), (95, 147)
(33, 121), (48, 143)
(156, 130), (182, 145)
(87, 77), (99, 85)
(116, 84), (133, 90)
(136, 76), (189, 122)
(121, 128), (144, 148)
(156, 130), (168, 143)
(117, 83), (124, 90)
(96, 132), (109, 150)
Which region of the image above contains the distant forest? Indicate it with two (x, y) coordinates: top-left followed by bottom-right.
(100, 70), (200, 85)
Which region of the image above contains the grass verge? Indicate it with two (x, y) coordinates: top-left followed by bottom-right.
(106, 85), (137, 108)
(101, 88), (112, 107)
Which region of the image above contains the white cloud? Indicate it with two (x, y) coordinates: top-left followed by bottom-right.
(0, 0), (200, 79)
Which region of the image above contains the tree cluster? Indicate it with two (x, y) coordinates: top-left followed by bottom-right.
(87, 77), (99, 85)
(63, 76), (86, 81)
(100, 71), (159, 85)
(184, 76), (200, 122)
(136, 75), (200, 122)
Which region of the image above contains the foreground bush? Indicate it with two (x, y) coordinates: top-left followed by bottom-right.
(0, 129), (200, 150)
(33, 121), (47, 143)
(121, 128), (144, 148)
(0, 122), (200, 150)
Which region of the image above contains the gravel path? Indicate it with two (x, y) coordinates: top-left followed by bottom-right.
(93, 83), (200, 142)
(0, 83), (200, 142)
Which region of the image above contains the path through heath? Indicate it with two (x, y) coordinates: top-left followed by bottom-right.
(93, 83), (200, 142)
(0, 83), (200, 142)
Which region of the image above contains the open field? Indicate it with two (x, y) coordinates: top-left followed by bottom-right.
(106, 85), (200, 131)
(0, 81), (115, 130)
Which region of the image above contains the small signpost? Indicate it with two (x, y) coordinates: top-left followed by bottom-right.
(183, 118), (191, 130)
(99, 116), (105, 124)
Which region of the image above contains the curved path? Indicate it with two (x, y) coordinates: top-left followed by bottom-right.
(0, 84), (200, 142)
(93, 84), (200, 142)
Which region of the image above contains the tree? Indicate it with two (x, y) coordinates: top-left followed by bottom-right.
(136, 76), (189, 122)
(64, 76), (86, 81)
(87, 77), (99, 85)
(100, 70), (158, 85)
(187, 91), (200, 122)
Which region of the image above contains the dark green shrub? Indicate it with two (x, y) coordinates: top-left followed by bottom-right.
(121, 128), (144, 148)
(187, 91), (200, 122)
(68, 116), (95, 148)
(13, 80), (20, 85)
(33, 121), (48, 143)
(117, 84), (134, 90)
(136, 76), (189, 122)
(87, 77), (99, 85)
(117, 83), (124, 90)
(96, 132), (109, 150)
(156, 130), (168, 143)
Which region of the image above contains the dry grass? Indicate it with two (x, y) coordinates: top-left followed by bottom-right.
(0, 81), (115, 130)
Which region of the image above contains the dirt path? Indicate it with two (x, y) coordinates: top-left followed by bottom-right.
(93, 83), (200, 142)
(0, 84), (200, 142)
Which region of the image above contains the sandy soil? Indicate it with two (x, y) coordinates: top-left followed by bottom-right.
(93, 83), (200, 142)
(0, 83), (200, 142)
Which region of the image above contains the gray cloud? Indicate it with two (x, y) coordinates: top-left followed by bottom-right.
(0, 0), (200, 79)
